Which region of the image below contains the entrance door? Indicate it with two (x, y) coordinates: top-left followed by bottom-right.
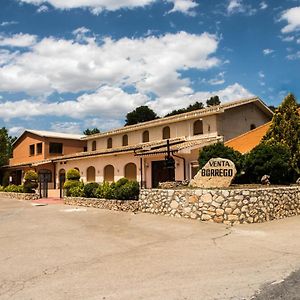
(151, 160), (175, 188)
(39, 171), (51, 198)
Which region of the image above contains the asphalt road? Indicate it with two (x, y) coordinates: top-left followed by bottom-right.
(0, 197), (300, 300)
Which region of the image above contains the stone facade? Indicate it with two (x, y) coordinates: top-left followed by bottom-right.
(65, 197), (139, 212)
(139, 187), (300, 225)
(0, 191), (39, 200)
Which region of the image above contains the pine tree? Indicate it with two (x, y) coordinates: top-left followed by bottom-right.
(263, 93), (300, 175)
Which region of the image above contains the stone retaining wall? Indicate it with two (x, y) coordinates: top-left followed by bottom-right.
(139, 187), (300, 225)
(65, 197), (139, 212)
(0, 191), (39, 201)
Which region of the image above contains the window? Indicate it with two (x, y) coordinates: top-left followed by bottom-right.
(92, 140), (97, 151)
(36, 143), (42, 154)
(142, 130), (149, 142)
(250, 124), (256, 130)
(124, 163), (137, 181)
(104, 165), (114, 182)
(107, 138), (112, 149)
(83, 146), (88, 152)
(29, 144), (35, 156)
(162, 126), (170, 139)
(49, 142), (63, 154)
(122, 135), (128, 146)
(87, 166), (96, 182)
(193, 120), (203, 135)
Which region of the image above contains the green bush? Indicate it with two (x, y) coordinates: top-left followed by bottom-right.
(114, 177), (129, 188)
(244, 142), (294, 184)
(0, 185), (4, 191)
(4, 184), (24, 193)
(64, 180), (82, 196)
(199, 142), (243, 172)
(114, 180), (140, 200)
(83, 182), (99, 198)
(69, 185), (84, 197)
(24, 170), (38, 181)
(95, 182), (115, 199)
(66, 169), (80, 181)
(23, 170), (38, 193)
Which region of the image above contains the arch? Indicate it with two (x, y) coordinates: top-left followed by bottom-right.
(142, 130), (149, 142)
(124, 163), (137, 181)
(74, 167), (80, 172)
(92, 140), (97, 151)
(250, 124), (256, 130)
(193, 120), (203, 135)
(107, 138), (112, 149)
(86, 166), (96, 182)
(104, 165), (114, 182)
(122, 134), (128, 146)
(162, 126), (170, 139)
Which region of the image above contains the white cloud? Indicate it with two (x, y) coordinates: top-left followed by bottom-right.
(207, 72), (225, 85)
(287, 51), (300, 60)
(0, 86), (148, 121)
(148, 83), (254, 115)
(0, 83), (254, 125)
(0, 50), (19, 66)
(0, 31), (220, 97)
(260, 1), (267, 10)
(0, 33), (37, 47)
(281, 35), (294, 42)
(37, 5), (49, 13)
(0, 21), (18, 27)
(263, 48), (274, 55)
(18, 0), (197, 15)
(227, 0), (256, 15)
(258, 71), (265, 78)
(8, 126), (25, 136)
(167, 0), (198, 16)
(280, 7), (300, 33)
(50, 122), (81, 134)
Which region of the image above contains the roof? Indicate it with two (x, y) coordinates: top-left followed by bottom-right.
(52, 134), (221, 162)
(83, 97), (273, 140)
(225, 107), (300, 154)
(13, 129), (85, 146)
(225, 122), (270, 154)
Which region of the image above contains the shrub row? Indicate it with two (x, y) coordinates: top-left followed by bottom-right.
(0, 184), (25, 193)
(64, 177), (140, 200)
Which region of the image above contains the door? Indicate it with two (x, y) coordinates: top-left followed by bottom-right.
(39, 171), (51, 198)
(151, 160), (175, 188)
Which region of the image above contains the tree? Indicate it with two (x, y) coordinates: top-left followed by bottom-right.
(243, 143), (293, 184)
(125, 106), (158, 126)
(0, 127), (16, 167)
(262, 93), (300, 175)
(198, 142), (243, 175)
(83, 128), (100, 135)
(206, 95), (221, 107)
(165, 101), (204, 117)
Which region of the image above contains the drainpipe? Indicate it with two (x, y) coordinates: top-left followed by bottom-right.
(172, 153), (186, 181)
(140, 157), (143, 188)
(53, 162), (56, 189)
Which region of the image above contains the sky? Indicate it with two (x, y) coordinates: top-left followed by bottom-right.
(0, 0), (300, 136)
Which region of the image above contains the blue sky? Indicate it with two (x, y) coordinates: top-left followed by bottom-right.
(0, 0), (300, 136)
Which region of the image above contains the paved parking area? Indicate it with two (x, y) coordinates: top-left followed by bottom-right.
(0, 197), (300, 300)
